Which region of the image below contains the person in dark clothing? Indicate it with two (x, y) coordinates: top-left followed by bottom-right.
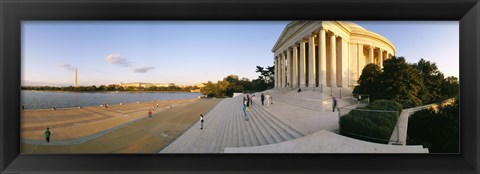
(261, 93), (265, 106)
(332, 97), (338, 112)
(298, 88), (302, 93)
(200, 114), (204, 130)
(45, 127), (51, 143)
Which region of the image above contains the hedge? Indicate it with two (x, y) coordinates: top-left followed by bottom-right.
(339, 100), (402, 144)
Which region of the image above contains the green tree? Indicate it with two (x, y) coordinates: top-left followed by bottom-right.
(441, 76), (459, 99)
(413, 59), (444, 103)
(382, 57), (424, 108)
(353, 63), (383, 100)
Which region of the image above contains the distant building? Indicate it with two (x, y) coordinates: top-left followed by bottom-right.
(194, 83), (205, 88)
(119, 82), (175, 88)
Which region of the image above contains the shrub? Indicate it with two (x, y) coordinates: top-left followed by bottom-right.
(407, 97), (459, 153)
(339, 100), (402, 144)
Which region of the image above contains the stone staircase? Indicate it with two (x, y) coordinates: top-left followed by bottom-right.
(160, 95), (304, 153)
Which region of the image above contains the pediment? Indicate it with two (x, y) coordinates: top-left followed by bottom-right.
(272, 21), (314, 52)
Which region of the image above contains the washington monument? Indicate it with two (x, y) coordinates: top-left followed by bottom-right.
(75, 67), (78, 87)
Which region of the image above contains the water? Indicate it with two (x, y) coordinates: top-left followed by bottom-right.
(21, 90), (203, 110)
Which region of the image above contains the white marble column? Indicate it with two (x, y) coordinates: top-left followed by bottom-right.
(281, 52), (286, 88)
(330, 33), (337, 88)
(308, 34), (315, 88)
(293, 44), (299, 88)
(287, 48), (293, 88)
(275, 56), (279, 88)
(379, 49), (383, 68)
(319, 29), (327, 91)
(369, 46), (374, 65)
(299, 40), (306, 88)
(357, 43), (364, 81)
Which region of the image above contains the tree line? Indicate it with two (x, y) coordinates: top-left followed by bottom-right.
(200, 65), (275, 97)
(21, 84), (199, 92)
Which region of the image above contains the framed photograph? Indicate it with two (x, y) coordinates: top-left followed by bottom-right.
(1, 0), (479, 173)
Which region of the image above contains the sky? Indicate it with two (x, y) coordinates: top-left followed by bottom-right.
(22, 21), (459, 86)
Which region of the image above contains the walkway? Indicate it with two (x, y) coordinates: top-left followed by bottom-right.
(21, 98), (222, 153)
(225, 130), (428, 153)
(21, 98), (198, 141)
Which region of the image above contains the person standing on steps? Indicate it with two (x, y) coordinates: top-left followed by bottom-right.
(332, 97), (338, 112)
(243, 97), (248, 116)
(261, 93), (265, 106)
(45, 127), (51, 143)
(245, 97), (250, 121)
(200, 114), (204, 130)
(243, 95), (247, 107)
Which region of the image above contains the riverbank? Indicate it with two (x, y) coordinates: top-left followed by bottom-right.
(21, 98), (223, 153)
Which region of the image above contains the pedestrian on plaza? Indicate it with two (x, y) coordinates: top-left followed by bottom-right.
(245, 98), (250, 121)
(298, 88), (302, 93)
(270, 95), (273, 104)
(45, 127), (51, 143)
(332, 97), (338, 112)
(261, 93), (265, 106)
(265, 93), (270, 106)
(243, 96), (247, 107)
(148, 110), (152, 118)
(252, 94), (255, 104)
(200, 114), (204, 130)
(243, 98), (248, 115)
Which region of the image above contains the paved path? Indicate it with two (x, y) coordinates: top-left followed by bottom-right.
(225, 130), (428, 153)
(21, 98), (222, 153)
(21, 98), (198, 141)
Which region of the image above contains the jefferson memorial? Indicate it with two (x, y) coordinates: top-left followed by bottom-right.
(272, 21), (395, 91)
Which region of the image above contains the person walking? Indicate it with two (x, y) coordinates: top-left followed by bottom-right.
(243, 98), (248, 116)
(243, 96), (247, 107)
(252, 95), (256, 104)
(270, 95), (273, 105)
(332, 97), (338, 112)
(265, 93), (270, 106)
(200, 114), (204, 130)
(245, 97), (250, 121)
(45, 127), (51, 143)
(148, 110), (152, 118)
(261, 93), (265, 106)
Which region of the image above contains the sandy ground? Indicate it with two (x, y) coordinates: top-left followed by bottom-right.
(21, 98), (222, 153)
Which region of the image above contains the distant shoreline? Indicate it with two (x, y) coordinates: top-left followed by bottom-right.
(22, 89), (202, 93)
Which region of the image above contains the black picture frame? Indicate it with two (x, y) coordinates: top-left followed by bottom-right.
(1, 0), (479, 173)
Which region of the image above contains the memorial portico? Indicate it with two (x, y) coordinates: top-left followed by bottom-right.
(272, 21), (396, 92)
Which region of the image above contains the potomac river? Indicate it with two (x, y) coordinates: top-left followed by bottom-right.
(21, 90), (204, 110)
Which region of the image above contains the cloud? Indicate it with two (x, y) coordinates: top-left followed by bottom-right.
(133, 67), (155, 73)
(105, 53), (132, 67)
(59, 64), (75, 71)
